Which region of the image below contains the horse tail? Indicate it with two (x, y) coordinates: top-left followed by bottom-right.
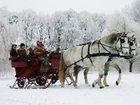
(59, 54), (65, 87)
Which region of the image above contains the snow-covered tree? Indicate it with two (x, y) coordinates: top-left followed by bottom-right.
(61, 10), (81, 48)
(49, 12), (66, 51)
(128, 0), (140, 24)
(102, 12), (140, 36)
(17, 10), (38, 47)
(0, 8), (18, 76)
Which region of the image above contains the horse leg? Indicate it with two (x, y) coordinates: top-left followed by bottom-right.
(73, 66), (81, 85)
(97, 74), (104, 89)
(110, 63), (122, 85)
(67, 68), (77, 87)
(92, 70), (104, 89)
(84, 67), (90, 85)
(103, 61), (110, 87)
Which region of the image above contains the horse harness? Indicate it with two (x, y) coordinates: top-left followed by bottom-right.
(80, 40), (120, 65)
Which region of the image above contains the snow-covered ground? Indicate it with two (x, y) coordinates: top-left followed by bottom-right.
(0, 71), (140, 105)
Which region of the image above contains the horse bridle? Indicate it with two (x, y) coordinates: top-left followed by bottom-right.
(119, 35), (129, 51)
(119, 34), (137, 56)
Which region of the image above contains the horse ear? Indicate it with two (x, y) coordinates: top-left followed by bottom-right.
(132, 35), (136, 41)
(120, 32), (127, 38)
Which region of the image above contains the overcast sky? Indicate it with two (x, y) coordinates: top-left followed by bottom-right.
(0, 0), (134, 15)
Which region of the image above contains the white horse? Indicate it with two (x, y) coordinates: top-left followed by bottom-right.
(72, 34), (137, 87)
(102, 35), (137, 86)
(59, 33), (134, 88)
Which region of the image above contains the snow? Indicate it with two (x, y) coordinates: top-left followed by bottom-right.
(0, 71), (140, 105)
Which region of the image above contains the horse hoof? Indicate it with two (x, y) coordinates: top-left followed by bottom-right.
(74, 84), (78, 88)
(100, 86), (104, 89)
(116, 81), (119, 86)
(92, 84), (95, 88)
(75, 86), (79, 88)
(61, 85), (64, 88)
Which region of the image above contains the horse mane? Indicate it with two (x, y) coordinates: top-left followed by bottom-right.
(101, 33), (121, 45)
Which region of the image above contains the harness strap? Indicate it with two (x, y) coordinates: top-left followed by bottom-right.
(81, 45), (85, 62)
(99, 41), (120, 53)
(89, 53), (120, 57)
(87, 43), (93, 64)
(100, 42), (111, 53)
(98, 41), (101, 53)
(65, 56), (87, 69)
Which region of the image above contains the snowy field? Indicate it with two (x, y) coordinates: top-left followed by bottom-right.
(0, 71), (140, 105)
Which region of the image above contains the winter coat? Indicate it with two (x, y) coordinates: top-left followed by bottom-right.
(17, 48), (27, 61)
(34, 46), (46, 57)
